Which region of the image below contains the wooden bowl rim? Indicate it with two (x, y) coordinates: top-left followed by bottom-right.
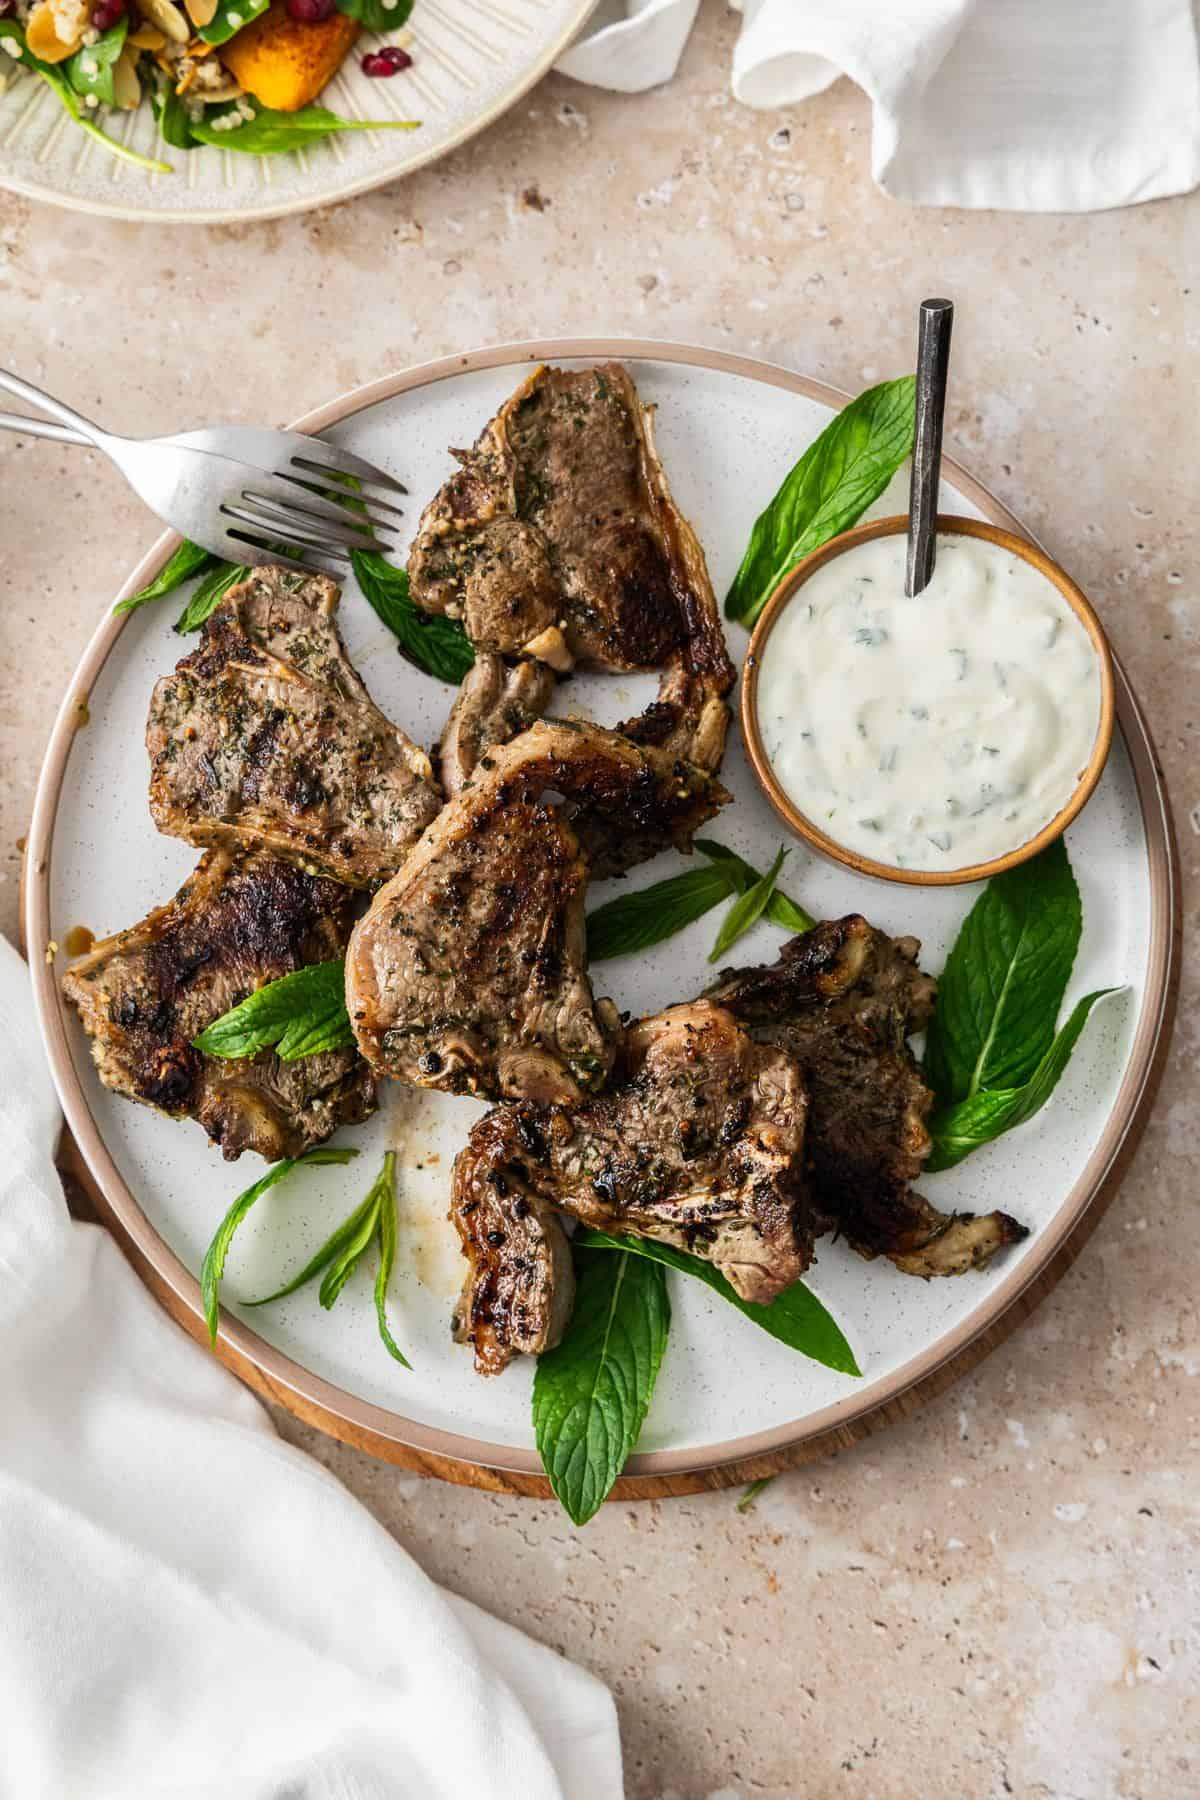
(741, 513), (1118, 888)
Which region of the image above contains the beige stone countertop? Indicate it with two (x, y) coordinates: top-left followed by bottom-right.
(2, 3), (1197, 1793)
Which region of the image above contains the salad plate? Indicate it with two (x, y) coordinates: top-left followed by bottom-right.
(24, 339), (1180, 1494)
(0, 0), (594, 225)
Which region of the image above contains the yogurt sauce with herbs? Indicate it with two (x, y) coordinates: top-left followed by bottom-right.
(755, 532), (1102, 872)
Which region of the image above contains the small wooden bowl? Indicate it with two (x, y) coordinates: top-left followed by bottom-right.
(741, 514), (1116, 887)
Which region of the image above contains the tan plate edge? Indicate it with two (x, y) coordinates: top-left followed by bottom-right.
(23, 337), (1182, 1495)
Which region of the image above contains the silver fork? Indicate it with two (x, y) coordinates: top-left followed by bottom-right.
(0, 368), (406, 575)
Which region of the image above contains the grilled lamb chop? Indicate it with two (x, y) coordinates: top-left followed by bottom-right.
(146, 565), (441, 889)
(708, 917), (1028, 1275)
(346, 719), (727, 1101)
(450, 1001), (817, 1374)
(408, 363), (736, 769)
(61, 849), (375, 1161)
(436, 653), (556, 798)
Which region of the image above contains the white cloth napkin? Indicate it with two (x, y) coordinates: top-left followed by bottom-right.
(0, 938), (622, 1800)
(556, 0), (1200, 211)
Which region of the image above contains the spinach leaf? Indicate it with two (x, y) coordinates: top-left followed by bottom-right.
(114, 539), (215, 615)
(708, 846), (787, 963)
(175, 561), (248, 632)
(532, 1247), (669, 1526)
(336, 0), (414, 28)
(187, 102), (418, 156)
(924, 838), (1082, 1105)
(155, 81), (196, 152)
(0, 22), (170, 171)
(65, 16), (127, 107)
(351, 550), (474, 684)
(927, 988), (1121, 1171)
(726, 376), (916, 626)
(586, 865), (734, 963)
(193, 959), (353, 1063)
(373, 1152), (412, 1368)
(199, 1146), (359, 1344)
(198, 0), (270, 45)
(695, 840), (814, 935)
(576, 1229), (860, 1375)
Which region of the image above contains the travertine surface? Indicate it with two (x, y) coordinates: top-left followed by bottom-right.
(1, 4), (1196, 1794)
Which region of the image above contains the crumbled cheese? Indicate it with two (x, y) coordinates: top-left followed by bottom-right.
(1, 35), (23, 55)
(80, 23), (98, 42)
(84, 89), (99, 105)
(48, 0), (88, 43)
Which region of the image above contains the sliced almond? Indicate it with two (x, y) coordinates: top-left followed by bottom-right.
(135, 0), (191, 44)
(184, 0), (219, 27)
(128, 23), (167, 48)
(111, 42), (141, 106)
(25, 3), (83, 63)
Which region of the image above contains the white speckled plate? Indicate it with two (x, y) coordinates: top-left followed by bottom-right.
(0, 0), (594, 225)
(25, 341), (1179, 1486)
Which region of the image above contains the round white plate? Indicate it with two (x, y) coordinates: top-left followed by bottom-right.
(26, 340), (1179, 1480)
(0, 0), (593, 224)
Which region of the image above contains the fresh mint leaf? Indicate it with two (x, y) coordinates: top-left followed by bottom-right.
(114, 539), (214, 614)
(175, 560), (248, 633)
(737, 1477), (774, 1512)
(198, 0), (270, 45)
(924, 837), (1082, 1106)
(532, 1247), (670, 1526)
(246, 1186), (381, 1307)
(192, 960), (353, 1063)
(586, 866), (735, 963)
(351, 550), (474, 685)
(695, 840), (815, 935)
(336, 0), (414, 28)
(726, 376), (916, 626)
(373, 1152), (412, 1368)
(708, 846), (788, 963)
(0, 22), (170, 172)
(575, 1229), (860, 1376)
(199, 1146), (359, 1344)
(187, 102), (418, 156)
(318, 1177), (382, 1309)
(66, 16), (127, 107)
(927, 988), (1121, 1171)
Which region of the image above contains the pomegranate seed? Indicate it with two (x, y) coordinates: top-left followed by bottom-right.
(286, 0), (335, 19)
(91, 0), (125, 27)
(361, 45), (411, 77)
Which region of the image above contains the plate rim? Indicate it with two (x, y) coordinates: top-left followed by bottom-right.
(0, 0), (597, 227)
(24, 335), (1182, 1480)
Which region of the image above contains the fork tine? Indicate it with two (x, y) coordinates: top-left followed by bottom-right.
(289, 447), (408, 495)
(250, 477), (398, 535)
(222, 501), (371, 558)
(227, 534), (335, 577)
(276, 470), (406, 521)
(232, 494), (392, 554)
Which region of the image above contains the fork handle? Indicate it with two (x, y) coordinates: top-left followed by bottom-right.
(0, 369), (106, 446)
(0, 411), (89, 446)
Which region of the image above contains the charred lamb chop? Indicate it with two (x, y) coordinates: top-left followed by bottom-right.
(61, 849), (375, 1161)
(449, 1001), (818, 1374)
(436, 653), (556, 799)
(408, 363), (735, 772)
(708, 917), (1028, 1276)
(346, 719), (727, 1102)
(147, 565), (441, 889)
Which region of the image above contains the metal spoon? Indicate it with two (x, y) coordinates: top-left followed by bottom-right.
(905, 297), (954, 597)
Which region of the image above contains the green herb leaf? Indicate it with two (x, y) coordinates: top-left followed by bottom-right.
(198, 0), (270, 45)
(336, 0), (414, 29)
(737, 1477), (774, 1512)
(66, 16), (127, 107)
(175, 560), (247, 633)
(586, 866), (735, 963)
(695, 840), (815, 935)
(199, 1146), (359, 1344)
(373, 1152), (412, 1368)
(245, 1186), (381, 1307)
(192, 959), (353, 1063)
(709, 846), (788, 963)
(576, 1229), (860, 1375)
(924, 838), (1083, 1106)
(155, 81), (196, 152)
(0, 22), (171, 172)
(318, 1174), (383, 1310)
(351, 550), (474, 684)
(187, 101), (418, 156)
(114, 540), (214, 615)
(725, 376), (916, 626)
(927, 988), (1121, 1171)
(532, 1247), (670, 1526)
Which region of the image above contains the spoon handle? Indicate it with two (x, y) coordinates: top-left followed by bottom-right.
(905, 297), (954, 597)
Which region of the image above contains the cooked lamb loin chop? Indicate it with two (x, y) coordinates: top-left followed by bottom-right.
(407, 363), (736, 768)
(708, 917), (1028, 1275)
(346, 718), (728, 1100)
(436, 653), (556, 798)
(61, 849), (375, 1161)
(450, 1000), (818, 1374)
(146, 565), (442, 889)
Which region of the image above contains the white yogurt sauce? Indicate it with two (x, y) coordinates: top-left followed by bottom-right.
(754, 532), (1102, 872)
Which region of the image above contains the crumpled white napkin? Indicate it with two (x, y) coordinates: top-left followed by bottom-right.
(556, 0), (1200, 211)
(0, 937), (622, 1800)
